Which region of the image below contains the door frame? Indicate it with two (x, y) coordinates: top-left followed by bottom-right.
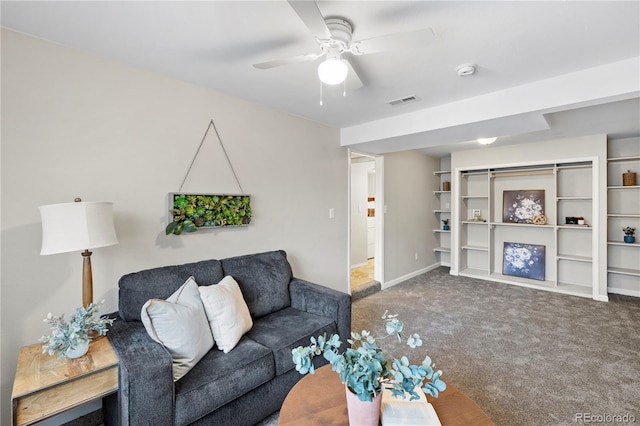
(348, 149), (384, 290)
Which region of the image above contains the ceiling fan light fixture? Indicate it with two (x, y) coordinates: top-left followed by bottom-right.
(317, 58), (348, 85)
(477, 137), (497, 145)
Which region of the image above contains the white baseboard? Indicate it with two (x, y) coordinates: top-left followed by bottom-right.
(608, 287), (640, 298)
(351, 261), (368, 269)
(382, 262), (441, 290)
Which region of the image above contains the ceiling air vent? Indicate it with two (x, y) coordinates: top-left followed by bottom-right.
(387, 95), (421, 107)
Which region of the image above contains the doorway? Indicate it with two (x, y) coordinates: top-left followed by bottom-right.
(348, 150), (384, 296)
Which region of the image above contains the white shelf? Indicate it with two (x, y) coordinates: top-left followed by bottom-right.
(608, 185), (640, 190)
(433, 210), (451, 213)
(433, 190), (451, 194)
(557, 254), (592, 263)
(458, 268), (488, 278)
(607, 241), (640, 247)
(557, 225), (592, 230)
(432, 229), (451, 233)
(490, 222), (555, 229)
(608, 155), (640, 163)
(607, 137), (640, 297)
(455, 158), (599, 300)
(433, 170), (451, 175)
(461, 245), (488, 252)
(433, 247), (451, 253)
(607, 267), (640, 277)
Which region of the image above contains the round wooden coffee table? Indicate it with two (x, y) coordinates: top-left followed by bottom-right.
(279, 365), (494, 425)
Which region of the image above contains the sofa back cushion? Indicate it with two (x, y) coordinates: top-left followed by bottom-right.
(119, 259), (224, 321)
(220, 250), (292, 318)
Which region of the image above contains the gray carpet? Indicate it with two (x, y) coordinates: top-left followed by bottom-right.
(352, 267), (640, 426)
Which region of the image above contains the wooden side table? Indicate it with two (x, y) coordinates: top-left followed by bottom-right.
(11, 337), (119, 426)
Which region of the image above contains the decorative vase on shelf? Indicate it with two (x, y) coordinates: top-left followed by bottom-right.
(64, 339), (90, 359)
(624, 235), (635, 244)
(443, 225), (449, 230)
(345, 386), (382, 426)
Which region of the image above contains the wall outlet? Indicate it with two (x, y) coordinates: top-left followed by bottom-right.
(329, 208), (335, 219)
(415, 252), (418, 261)
(445, 202), (450, 209)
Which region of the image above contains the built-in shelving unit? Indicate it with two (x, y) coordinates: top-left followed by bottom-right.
(453, 159), (600, 299)
(607, 137), (640, 296)
(433, 158), (451, 266)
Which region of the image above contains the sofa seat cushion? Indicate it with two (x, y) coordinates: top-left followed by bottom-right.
(246, 307), (337, 376)
(174, 336), (274, 426)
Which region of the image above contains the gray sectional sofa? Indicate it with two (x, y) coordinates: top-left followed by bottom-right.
(106, 250), (351, 425)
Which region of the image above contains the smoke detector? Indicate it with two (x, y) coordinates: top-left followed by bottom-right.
(456, 63), (476, 77)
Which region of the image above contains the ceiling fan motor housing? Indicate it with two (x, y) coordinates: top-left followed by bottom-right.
(325, 18), (353, 47)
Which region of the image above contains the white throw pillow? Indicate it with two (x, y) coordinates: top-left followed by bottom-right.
(199, 275), (253, 353)
(141, 276), (214, 381)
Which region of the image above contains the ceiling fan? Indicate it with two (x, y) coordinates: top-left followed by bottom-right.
(253, 0), (435, 89)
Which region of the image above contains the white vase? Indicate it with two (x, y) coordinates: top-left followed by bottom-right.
(345, 386), (382, 426)
(64, 340), (89, 359)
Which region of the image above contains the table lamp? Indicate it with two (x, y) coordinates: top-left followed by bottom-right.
(39, 198), (118, 307)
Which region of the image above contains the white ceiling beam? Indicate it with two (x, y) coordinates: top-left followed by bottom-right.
(340, 57), (640, 148)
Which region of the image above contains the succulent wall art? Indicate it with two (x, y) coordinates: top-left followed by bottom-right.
(166, 193), (252, 235)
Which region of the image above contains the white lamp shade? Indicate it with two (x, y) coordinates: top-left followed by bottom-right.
(39, 201), (118, 255)
(317, 58), (348, 85)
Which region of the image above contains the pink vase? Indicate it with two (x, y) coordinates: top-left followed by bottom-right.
(345, 386), (382, 426)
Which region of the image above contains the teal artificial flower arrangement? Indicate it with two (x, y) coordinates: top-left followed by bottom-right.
(40, 301), (114, 358)
(292, 311), (446, 402)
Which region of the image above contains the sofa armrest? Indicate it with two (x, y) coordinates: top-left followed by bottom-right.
(106, 315), (174, 426)
(289, 278), (351, 345)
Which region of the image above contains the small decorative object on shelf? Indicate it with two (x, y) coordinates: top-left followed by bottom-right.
(292, 311), (446, 426)
(533, 214), (547, 225)
(442, 219), (449, 230)
(577, 216), (585, 225)
(622, 170), (636, 186)
(565, 216), (579, 225)
(623, 227), (636, 244)
(442, 181), (450, 191)
(40, 301), (114, 359)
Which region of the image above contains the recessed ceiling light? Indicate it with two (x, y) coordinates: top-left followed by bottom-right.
(477, 137), (497, 145)
(456, 63), (476, 77)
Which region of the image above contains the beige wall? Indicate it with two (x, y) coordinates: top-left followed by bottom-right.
(383, 151), (440, 285)
(0, 29), (349, 423)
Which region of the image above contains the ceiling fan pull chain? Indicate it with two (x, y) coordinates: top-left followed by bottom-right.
(319, 81), (323, 106)
(343, 80), (346, 97)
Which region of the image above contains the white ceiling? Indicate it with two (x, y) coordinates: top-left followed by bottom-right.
(2, 1), (639, 156)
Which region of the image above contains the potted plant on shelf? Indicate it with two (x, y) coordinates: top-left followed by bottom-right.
(442, 219), (449, 231)
(292, 311), (446, 426)
(623, 227), (636, 244)
(40, 301), (114, 359)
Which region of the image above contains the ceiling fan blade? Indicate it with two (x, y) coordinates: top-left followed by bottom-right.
(288, 0), (331, 39)
(345, 59), (363, 90)
(355, 27), (435, 55)
(253, 53), (320, 70)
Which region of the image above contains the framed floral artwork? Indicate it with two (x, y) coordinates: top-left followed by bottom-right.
(502, 242), (545, 281)
(503, 190), (545, 224)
